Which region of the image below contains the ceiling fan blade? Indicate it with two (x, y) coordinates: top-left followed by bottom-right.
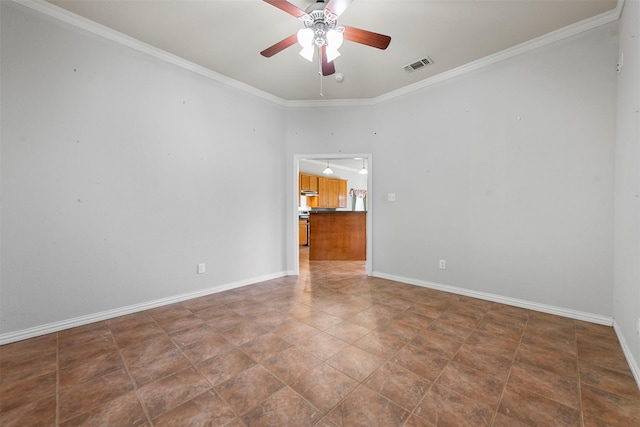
(324, 0), (353, 19)
(260, 33), (298, 57)
(321, 46), (336, 76)
(343, 25), (391, 50)
(263, 0), (309, 19)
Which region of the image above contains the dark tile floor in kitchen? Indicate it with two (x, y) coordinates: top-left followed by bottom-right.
(1, 247), (639, 426)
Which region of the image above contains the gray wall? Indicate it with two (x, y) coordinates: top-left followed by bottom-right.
(286, 24), (618, 319)
(371, 23), (617, 317)
(1, 2), (287, 334)
(1, 0), (637, 381)
(613, 0), (640, 379)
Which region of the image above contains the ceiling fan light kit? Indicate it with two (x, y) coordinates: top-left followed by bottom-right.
(295, 7), (344, 63)
(261, 0), (391, 77)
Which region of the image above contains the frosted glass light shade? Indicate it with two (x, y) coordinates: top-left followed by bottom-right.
(326, 47), (341, 63)
(299, 46), (314, 62)
(326, 29), (343, 49)
(297, 28), (314, 47)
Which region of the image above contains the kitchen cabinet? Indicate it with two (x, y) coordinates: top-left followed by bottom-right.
(317, 176), (347, 208)
(299, 219), (308, 245)
(299, 173), (347, 209)
(338, 180), (347, 208)
(329, 179), (340, 208)
(299, 173), (319, 207)
(299, 173), (318, 192)
(318, 176), (331, 207)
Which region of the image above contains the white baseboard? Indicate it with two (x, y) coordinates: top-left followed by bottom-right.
(1, 269), (620, 346)
(371, 272), (638, 389)
(0, 271), (288, 345)
(371, 271), (614, 326)
(613, 319), (640, 389)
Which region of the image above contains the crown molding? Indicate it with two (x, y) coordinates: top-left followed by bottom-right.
(10, 0), (288, 106)
(373, 0), (624, 105)
(287, 0), (623, 107)
(10, 0), (624, 109)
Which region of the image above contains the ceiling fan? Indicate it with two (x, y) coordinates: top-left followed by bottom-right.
(260, 0), (391, 76)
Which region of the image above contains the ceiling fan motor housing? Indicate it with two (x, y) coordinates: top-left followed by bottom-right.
(302, 9), (339, 47)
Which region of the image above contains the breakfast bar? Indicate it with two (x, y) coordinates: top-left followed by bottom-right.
(309, 211), (366, 260)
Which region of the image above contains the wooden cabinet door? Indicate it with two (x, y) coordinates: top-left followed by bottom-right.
(300, 173), (320, 207)
(338, 180), (347, 208)
(315, 177), (348, 208)
(300, 173), (319, 192)
(299, 174), (310, 191)
(318, 176), (331, 207)
(308, 175), (318, 192)
(329, 179), (340, 208)
(299, 220), (308, 245)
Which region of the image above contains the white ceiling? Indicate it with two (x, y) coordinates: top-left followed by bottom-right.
(46, 0), (618, 101)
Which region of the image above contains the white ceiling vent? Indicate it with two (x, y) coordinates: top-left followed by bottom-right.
(403, 56), (434, 72)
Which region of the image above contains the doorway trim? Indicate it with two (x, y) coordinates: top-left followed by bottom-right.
(292, 153), (373, 276)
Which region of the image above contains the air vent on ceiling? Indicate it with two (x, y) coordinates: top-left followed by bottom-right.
(403, 56), (434, 72)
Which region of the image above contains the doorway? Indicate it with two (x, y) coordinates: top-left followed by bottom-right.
(292, 154), (372, 276)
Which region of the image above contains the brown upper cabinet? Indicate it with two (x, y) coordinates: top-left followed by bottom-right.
(338, 179), (347, 208)
(299, 173), (347, 208)
(299, 173), (318, 192)
(318, 176), (332, 207)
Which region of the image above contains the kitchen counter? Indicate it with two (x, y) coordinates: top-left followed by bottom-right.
(309, 211), (366, 260)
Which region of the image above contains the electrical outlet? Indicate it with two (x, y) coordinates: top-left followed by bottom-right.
(388, 193), (396, 201)
(197, 263), (205, 274)
(439, 259), (446, 269)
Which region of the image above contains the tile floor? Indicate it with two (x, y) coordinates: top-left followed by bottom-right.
(1, 248), (639, 426)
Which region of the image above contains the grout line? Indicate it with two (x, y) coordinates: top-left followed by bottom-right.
(401, 302), (474, 425)
(55, 332), (60, 427)
(154, 308), (225, 425)
(21, 263), (632, 427)
(108, 323), (154, 426)
(491, 312), (528, 426)
(171, 302), (260, 424)
(575, 320), (585, 427)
